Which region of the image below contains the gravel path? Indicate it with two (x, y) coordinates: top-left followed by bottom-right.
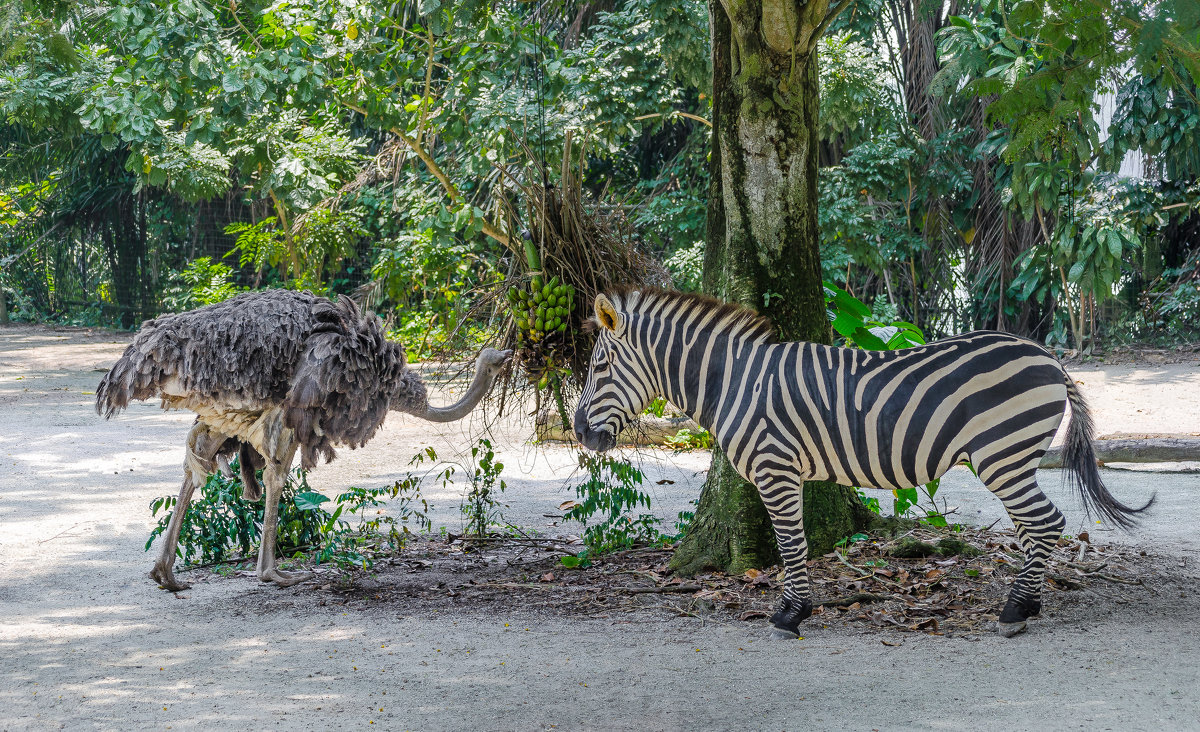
(2, 324), (1199, 731)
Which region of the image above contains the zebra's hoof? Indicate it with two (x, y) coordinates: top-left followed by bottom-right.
(769, 626), (801, 641)
(997, 620), (1028, 638)
(768, 597), (812, 637)
(999, 596), (1040, 623)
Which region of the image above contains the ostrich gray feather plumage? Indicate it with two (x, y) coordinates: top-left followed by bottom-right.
(96, 289), (424, 469)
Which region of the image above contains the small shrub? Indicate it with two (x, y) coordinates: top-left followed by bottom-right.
(161, 257), (239, 312)
(147, 459), (430, 571)
(407, 439), (512, 538)
(459, 439), (509, 537)
(663, 426), (713, 451)
(563, 453), (678, 555)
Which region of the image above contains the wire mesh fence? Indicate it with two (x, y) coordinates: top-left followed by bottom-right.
(1, 194), (376, 329)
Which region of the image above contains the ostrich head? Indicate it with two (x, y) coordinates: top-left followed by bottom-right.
(392, 347), (512, 422)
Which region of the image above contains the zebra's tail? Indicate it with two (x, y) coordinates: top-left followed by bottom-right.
(1062, 375), (1154, 529)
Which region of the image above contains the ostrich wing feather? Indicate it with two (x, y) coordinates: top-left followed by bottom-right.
(98, 290), (411, 470)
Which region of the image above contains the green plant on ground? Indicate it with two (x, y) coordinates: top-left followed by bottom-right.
(326, 475), (433, 567)
(890, 477), (954, 528)
(147, 466), (326, 566)
(147, 458), (431, 571)
(562, 453), (684, 562)
(643, 397), (669, 418)
(405, 439), (512, 538)
(663, 427), (713, 451)
(457, 439), (508, 538)
(855, 489), (881, 515)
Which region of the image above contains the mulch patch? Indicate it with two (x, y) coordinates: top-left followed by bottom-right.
(297, 525), (1150, 637)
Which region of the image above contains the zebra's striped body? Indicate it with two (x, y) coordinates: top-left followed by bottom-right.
(574, 288), (1149, 637)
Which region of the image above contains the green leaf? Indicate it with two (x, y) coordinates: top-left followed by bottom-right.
(1106, 229), (1122, 258)
(831, 311), (864, 338)
(826, 282), (872, 319)
(222, 70), (244, 93)
(851, 326), (888, 351)
(248, 76), (267, 100)
(294, 491), (331, 511)
(1067, 261), (1086, 283)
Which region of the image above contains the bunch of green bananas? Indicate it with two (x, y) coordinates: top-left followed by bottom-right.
(506, 275), (577, 389)
(506, 275), (575, 343)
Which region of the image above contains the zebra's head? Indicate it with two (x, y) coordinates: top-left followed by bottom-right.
(573, 293), (657, 452)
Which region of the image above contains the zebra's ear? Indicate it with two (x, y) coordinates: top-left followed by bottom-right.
(594, 294), (620, 332)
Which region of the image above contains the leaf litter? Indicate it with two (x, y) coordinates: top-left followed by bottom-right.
(228, 525), (1164, 637)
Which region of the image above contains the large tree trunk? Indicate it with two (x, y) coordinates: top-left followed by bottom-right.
(672, 0), (871, 576)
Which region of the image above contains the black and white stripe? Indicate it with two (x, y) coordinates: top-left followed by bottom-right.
(573, 288), (1150, 637)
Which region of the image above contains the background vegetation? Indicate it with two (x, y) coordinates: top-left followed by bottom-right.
(3, 0), (1197, 352)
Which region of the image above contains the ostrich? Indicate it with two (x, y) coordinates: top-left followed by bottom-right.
(97, 289), (510, 591)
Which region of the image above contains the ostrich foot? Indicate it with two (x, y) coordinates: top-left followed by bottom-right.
(150, 562), (190, 592)
(260, 567), (314, 587)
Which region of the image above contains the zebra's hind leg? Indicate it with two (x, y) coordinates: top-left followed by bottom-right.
(977, 461), (1066, 637)
(759, 478), (813, 639)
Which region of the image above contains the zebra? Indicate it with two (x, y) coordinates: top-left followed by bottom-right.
(572, 287), (1152, 638)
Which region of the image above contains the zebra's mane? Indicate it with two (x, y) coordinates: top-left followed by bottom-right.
(607, 287), (779, 344)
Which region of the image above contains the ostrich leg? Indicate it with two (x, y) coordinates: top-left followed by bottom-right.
(150, 422), (226, 591)
(254, 426), (311, 587)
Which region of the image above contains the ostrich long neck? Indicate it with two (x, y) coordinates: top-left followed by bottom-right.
(414, 361), (497, 422)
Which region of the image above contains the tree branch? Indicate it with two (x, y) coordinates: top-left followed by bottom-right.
(339, 99), (512, 250)
(811, 0), (856, 46)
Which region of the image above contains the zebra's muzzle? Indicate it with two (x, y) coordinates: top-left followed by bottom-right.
(575, 423), (616, 452)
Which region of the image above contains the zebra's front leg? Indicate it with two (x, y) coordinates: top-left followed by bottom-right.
(759, 479), (813, 639)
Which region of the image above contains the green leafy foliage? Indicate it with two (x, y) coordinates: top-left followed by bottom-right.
(664, 241), (705, 292)
(662, 427), (713, 451)
(824, 281), (926, 350)
(891, 477), (952, 528)
(563, 453), (677, 556)
(818, 32), (901, 150)
(3, 0), (1198, 356)
(939, 1), (1200, 165)
(147, 460), (430, 571)
(161, 256), (239, 312)
(458, 439), (508, 538)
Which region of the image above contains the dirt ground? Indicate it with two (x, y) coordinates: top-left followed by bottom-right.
(2, 323), (1200, 731)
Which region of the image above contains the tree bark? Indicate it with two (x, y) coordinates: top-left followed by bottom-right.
(672, 0), (871, 576)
